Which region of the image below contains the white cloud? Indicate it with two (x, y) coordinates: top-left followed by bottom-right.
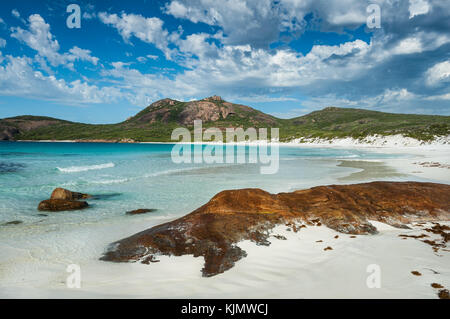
(11, 9), (20, 18)
(409, 0), (430, 18)
(98, 12), (176, 59)
(392, 37), (423, 55)
(288, 88), (446, 116)
(0, 55), (120, 104)
(379, 88), (417, 102)
(163, 0), (369, 47)
(11, 14), (61, 65)
(0, 38), (6, 48)
(101, 61), (196, 106)
(96, 38), (373, 107)
(236, 96), (299, 103)
(11, 14), (99, 68)
(68, 47), (99, 65)
(11, 9), (26, 24)
(426, 60), (450, 86)
(164, 0), (286, 47)
(424, 93), (450, 100)
(304, 88), (417, 109)
(82, 12), (96, 20)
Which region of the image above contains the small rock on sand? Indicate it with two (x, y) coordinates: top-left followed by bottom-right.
(438, 289), (449, 299)
(431, 283), (444, 289)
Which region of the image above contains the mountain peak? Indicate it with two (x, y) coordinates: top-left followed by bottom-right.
(203, 95), (224, 102)
(126, 95), (276, 126)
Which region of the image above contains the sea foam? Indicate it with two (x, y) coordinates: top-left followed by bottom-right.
(57, 162), (115, 173)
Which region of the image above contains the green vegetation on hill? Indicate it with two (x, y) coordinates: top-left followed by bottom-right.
(281, 107), (450, 142)
(1, 98), (449, 142)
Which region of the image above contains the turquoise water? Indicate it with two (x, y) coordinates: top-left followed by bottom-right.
(0, 141), (420, 295)
(0, 141), (407, 225)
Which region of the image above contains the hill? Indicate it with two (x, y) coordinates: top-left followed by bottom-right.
(1, 96), (449, 142)
(285, 107), (450, 141)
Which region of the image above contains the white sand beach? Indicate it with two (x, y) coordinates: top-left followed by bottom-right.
(1, 220), (448, 299)
(285, 135), (450, 183)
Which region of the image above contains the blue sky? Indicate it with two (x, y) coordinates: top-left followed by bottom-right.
(0, 0), (449, 123)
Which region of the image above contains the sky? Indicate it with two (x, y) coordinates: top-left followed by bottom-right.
(0, 0), (449, 124)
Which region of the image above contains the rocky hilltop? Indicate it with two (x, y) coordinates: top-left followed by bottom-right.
(100, 181), (450, 277)
(127, 96), (277, 127)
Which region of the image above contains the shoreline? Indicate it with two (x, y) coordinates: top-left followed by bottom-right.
(9, 135), (450, 183)
(11, 133), (450, 148)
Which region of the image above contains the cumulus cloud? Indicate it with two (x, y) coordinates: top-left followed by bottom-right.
(11, 14), (99, 68)
(164, 0), (283, 48)
(95, 38), (374, 108)
(163, 0), (371, 47)
(68, 47), (99, 65)
(409, 0), (430, 18)
(101, 61), (197, 106)
(11, 9), (20, 18)
(282, 87), (449, 117)
(98, 12), (177, 59)
(426, 60), (450, 86)
(0, 54), (120, 104)
(425, 93), (450, 100)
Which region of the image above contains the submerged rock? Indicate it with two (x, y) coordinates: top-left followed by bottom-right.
(50, 188), (91, 200)
(38, 199), (88, 212)
(126, 209), (157, 215)
(1, 220), (23, 226)
(100, 181), (450, 277)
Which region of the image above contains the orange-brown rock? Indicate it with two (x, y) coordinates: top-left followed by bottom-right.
(438, 289), (450, 299)
(126, 209), (157, 215)
(50, 188), (91, 200)
(1, 220), (23, 226)
(100, 181), (450, 277)
(38, 199), (88, 211)
(431, 283), (444, 289)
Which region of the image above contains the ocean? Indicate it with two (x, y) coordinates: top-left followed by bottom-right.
(0, 141), (410, 225)
(0, 141), (419, 297)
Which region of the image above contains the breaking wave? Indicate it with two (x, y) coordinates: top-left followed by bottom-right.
(57, 162), (115, 173)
